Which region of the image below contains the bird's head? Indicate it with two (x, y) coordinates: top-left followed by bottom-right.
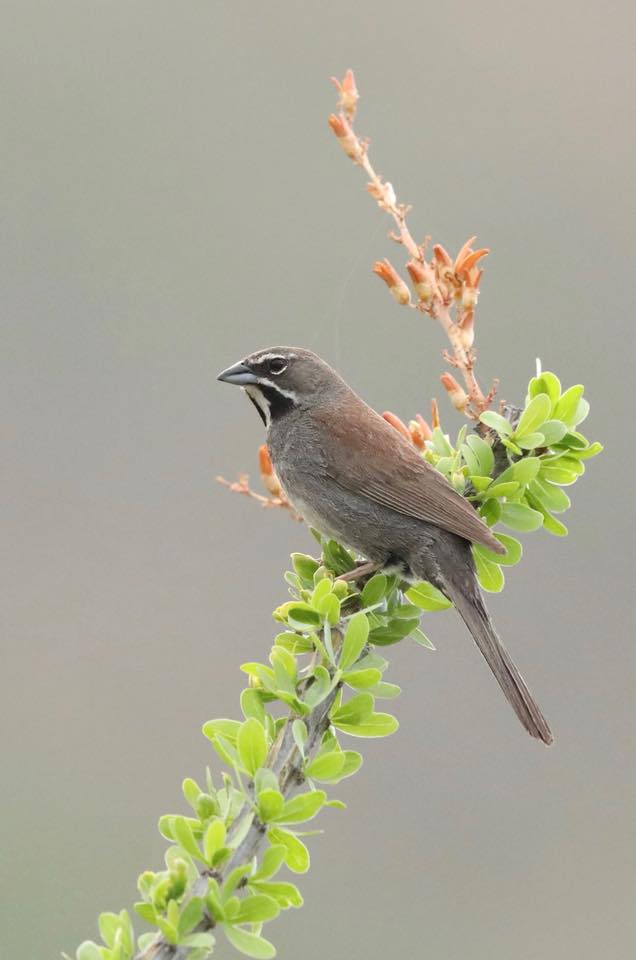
(217, 346), (345, 427)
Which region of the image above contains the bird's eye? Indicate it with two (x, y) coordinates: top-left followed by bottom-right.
(267, 358), (287, 375)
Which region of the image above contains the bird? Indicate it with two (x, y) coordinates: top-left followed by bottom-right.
(218, 346), (553, 745)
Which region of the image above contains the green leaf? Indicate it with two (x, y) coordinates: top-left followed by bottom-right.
(483, 533), (522, 566)
(406, 581), (452, 611)
(538, 419), (567, 446)
(370, 681), (401, 699)
(291, 552), (320, 581)
(339, 750), (363, 778)
(203, 819), (226, 866)
(257, 790), (285, 823)
(286, 604), (321, 630)
(322, 539), (355, 574)
(528, 371), (561, 407)
(540, 510), (568, 536)
(539, 463), (579, 485)
(339, 612), (370, 669)
(516, 432), (545, 450)
(553, 385), (584, 426)
(430, 426), (454, 455)
(361, 573), (388, 607)
(493, 457), (540, 487)
(529, 478), (571, 514)
(267, 828), (310, 873)
(465, 434), (495, 476)
(178, 897), (204, 937)
(499, 501), (544, 531)
(224, 864), (254, 897)
(343, 667), (383, 689)
(484, 480), (520, 498)
(292, 719), (307, 756)
(76, 942), (102, 960)
(134, 902), (157, 924)
(330, 693), (374, 726)
(240, 689), (266, 725)
(270, 647), (297, 694)
(316, 592), (341, 625)
(479, 497), (502, 526)
(473, 549), (505, 592)
(237, 718), (268, 777)
(303, 666), (332, 709)
(573, 440), (603, 460)
(369, 617), (420, 645)
(469, 475), (493, 492)
(305, 751), (346, 781)
(201, 719), (241, 744)
(234, 894), (280, 924)
(173, 817), (203, 862)
(224, 924), (276, 959)
(333, 712), (399, 738)
(98, 912), (120, 948)
(271, 790), (326, 825)
(479, 411), (513, 436)
(515, 393), (551, 437)
(248, 880), (303, 909)
(252, 844), (286, 881)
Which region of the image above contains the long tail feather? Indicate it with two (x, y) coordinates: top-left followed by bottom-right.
(446, 579), (554, 745)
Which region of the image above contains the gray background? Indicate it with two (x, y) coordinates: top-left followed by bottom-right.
(2, 2), (634, 958)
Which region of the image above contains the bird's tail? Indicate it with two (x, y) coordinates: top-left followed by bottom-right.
(445, 576), (554, 745)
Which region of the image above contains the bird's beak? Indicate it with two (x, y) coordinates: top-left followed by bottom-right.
(217, 361), (259, 386)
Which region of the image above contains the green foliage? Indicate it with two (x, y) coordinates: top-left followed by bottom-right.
(73, 367), (600, 960)
(426, 371), (600, 592)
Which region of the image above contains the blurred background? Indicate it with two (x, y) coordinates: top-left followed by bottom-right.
(2, 2), (635, 958)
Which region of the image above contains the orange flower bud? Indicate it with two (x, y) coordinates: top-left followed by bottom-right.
(440, 373), (469, 412)
(406, 260), (434, 303)
(382, 410), (412, 441)
(415, 413), (434, 440)
(453, 236), (477, 271)
(457, 247), (489, 276)
(373, 259), (411, 305)
(331, 69), (359, 119)
(258, 444), (282, 497)
(328, 114), (362, 160)
(409, 420), (426, 450)
(431, 398), (441, 429)
(432, 244), (452, 267)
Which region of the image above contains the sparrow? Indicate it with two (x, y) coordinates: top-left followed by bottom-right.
(218, 346), (553, 745)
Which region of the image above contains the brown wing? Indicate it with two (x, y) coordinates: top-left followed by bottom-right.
(314, 396), (505, 555)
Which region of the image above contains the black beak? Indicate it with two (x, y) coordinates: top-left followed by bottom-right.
(217, 361), (259, 386)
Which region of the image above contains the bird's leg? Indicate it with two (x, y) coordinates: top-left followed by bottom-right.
(336, 560), (382, 582)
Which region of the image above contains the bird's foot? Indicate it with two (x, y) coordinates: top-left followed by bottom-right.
(336, 560), (382, 582)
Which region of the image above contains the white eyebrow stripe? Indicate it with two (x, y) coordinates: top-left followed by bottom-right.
(252, 352), (296, 364)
